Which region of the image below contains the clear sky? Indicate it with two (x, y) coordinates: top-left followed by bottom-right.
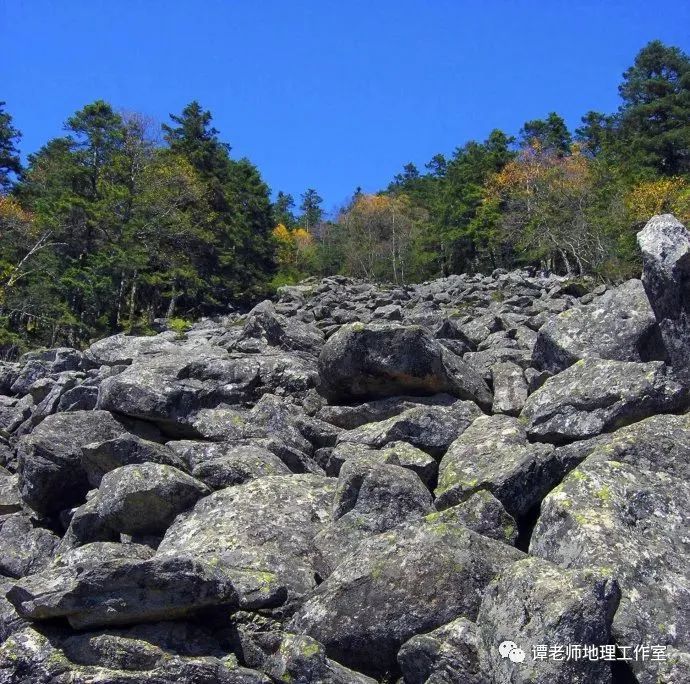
(3, 0), (690, 215)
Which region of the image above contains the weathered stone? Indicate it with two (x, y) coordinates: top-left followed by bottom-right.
(7, 555), (243, 629)
(65, 463), (210, 545)
(436, 414), (557, 518)
(428, 491), (518, 545)
(491, 360), (528, 415)
(337, 401), (482, 458)
(81, 434), (184, 487)
(0, 513), (59, 578)
(265, 634), (376, 684)
(530, 414), (690, 684)
(397, 617), (483, 684)
(290, 518), (524, 677)
(638, 214), (690, 382)
(478, 557), (620, 684)
(532, 279), (663, 373)
(314, 459), (432, 575)
(16, 410), (133, 515)
(157, 474), (335, 606)
(318, 323), (493, 408)
(520, 358), (687, 443)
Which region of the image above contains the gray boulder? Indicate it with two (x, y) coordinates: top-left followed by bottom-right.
(16, 410), (133, 515)
(7, 555), (244, 629)
(314, 459), (432, 574)
(478, 557), (620, 684)
(0, 624), (270, 683)
(532, 279), (663, 373)
(435, 414), (557, 518)
(336, 401), (481, 458)
(264, 633), (376, 684)
(65, 463), (210, 546)
(638, 214), (690, 382)
(530, 414), (690, 684)
(0, 513), (59, 578)
(318, 323), (493, 408)
(397, 617), (483, 684)
(491, 360), (528, 416)
(157, 474), (335, 606)
(290, 518), (524, 677)
(520, 358), (687, 443)
(81, 434), (184, 487)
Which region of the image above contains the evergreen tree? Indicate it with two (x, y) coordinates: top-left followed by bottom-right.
(618, 40), (690, 175)
(273, 190), (297, 228)
(0, 103), (22, 192)
(299, 188), (324, 229)
(520, 112), (572, 156)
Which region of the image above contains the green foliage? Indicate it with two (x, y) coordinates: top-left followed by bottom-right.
(0, 40), (689, 353)
(0, 102), (22, 192)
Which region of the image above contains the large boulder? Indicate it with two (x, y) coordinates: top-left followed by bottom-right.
(435, 415), (558, 518)
(64, 463), (210, 546)
(638, 214), (690, 382)
(520, 358), (687, 443)
(530, 414), (690, 684)
(336, 400), (481, 458)
(16, 410), (136, 515)
(0, 624), (271, 683)
(397, 617), (483, 684)
(157, 474), (336, 606)
(477, 557), (621, 684)
(6, 554), (244, 629)
(532, 279), (663, 373)
(318, 323), (492, 408)
(314, 458), (432, 574)
(0, 513), (59, 578)
(290, 517), (524, 677)
(232, 300), (325, 357)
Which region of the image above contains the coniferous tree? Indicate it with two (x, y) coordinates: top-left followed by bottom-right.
(617, 40), (690, 175)
(0, 103), (22, 192)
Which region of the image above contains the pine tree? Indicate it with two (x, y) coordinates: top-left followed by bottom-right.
(0, 102), (22, 192)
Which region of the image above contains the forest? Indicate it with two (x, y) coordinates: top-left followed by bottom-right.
(0, 39), (689, 354)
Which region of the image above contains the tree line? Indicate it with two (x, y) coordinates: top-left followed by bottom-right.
(1, 40), (689, 353)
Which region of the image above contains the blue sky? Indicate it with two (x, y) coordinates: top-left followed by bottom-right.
(3, 1), (690, 215)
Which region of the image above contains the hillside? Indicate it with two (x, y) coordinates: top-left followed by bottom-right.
(0, 214), (688, 682)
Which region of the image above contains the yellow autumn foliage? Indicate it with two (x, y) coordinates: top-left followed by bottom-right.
(626, 177), (690, 224)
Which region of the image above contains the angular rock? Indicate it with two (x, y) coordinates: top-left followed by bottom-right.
(491, 360), (528, 415)
(65, 463), (210, 545)
(81, 434), (184, 487)
(265, 634), (376, 684)
(290, 518), (524, 677)
(317, 393), (458, 430)
(397, 617), (483, 684)
(427, 491), (518, 545)
(520, 358), (687, 443)
(0, 513), (59, 578)
(530, 414), (690, 684)
(436, 414), (557, 518)
(7, 555), (242, 629)
(318, 323), (492, 408)
(0, 472), (21, 514)
(337, 401), (482, 458)
(532, 279), (663, 373)
(16, 410), (138, 515)
(157, 474), (335, 605)
(314, 459), (432, 575)
(0, 624), (270, 683)
(478, 557), (620, 684)
(191, 445), (291, 489)
(638, 214), (690, 382)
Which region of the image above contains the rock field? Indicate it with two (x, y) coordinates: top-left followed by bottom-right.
(1, 214), (690, 683)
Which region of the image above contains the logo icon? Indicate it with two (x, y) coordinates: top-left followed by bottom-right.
(499, 640), (526, 663)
